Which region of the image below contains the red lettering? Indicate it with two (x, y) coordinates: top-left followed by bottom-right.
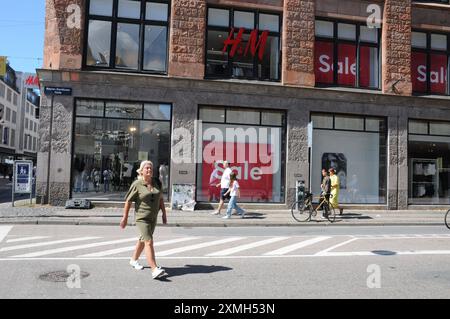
(222, 28), (268, 60)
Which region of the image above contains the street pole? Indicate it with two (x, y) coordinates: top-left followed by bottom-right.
(11, 163), (15, 207)
(45, 94), (54, 204)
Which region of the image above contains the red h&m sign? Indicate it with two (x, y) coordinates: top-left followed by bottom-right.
(222, 28), (269, 61)
(315, 41), (373, 87)
(412, 52), (448, 94)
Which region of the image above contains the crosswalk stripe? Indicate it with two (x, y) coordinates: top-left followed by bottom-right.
(207, 237), (290, 256)
(78, 237), (199, 257)
(0, 226), (13, 243)
(0, 237), (100, 252)
(11, 238), (139, 258)
(264, 236), (331, 256)
(6, 236), (50, 243)
(156, 237), (245, 257)
(314, 237), (358, 256)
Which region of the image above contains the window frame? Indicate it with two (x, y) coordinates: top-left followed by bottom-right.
(315, 18), (381, 90)
(83, 0), (171, 74)
(411, 29), (450, 96)
(205, 6), (282, 82)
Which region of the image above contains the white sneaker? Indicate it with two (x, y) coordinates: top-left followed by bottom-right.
(222, 215), (231, 219)
(240, 210), (246, 218)
(152, 267), (166, 279)
(129, 258), (144, 270)
(210, 210), (220, 215)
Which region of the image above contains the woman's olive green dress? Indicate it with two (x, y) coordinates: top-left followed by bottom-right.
(125, 177), (162, 241)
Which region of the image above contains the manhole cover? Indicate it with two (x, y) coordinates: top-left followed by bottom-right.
(39, 270), (90, 282)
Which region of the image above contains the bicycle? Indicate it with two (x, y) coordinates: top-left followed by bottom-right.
(291, 191), (336, 223)
(445, 208), (450, 230)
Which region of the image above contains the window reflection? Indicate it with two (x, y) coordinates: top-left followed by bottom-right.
(86, 20), (112, 66)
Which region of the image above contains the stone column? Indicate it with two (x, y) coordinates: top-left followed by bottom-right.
(168, 0), (206, 79)
(382, 0), (412, 95)
(44, 0), (85, 70)
(36, 90), (74, 206)
(387, 115), (399, 210)
(286, 108), (310, 207)
(397, 110), (409, 209)
(282, 0), (315, 87)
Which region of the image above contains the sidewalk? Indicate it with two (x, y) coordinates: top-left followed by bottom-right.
(0, 199), (447, 226)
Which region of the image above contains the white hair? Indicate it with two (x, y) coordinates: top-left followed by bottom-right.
(136, 160), (153, 180)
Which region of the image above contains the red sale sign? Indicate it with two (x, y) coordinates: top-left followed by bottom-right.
(412, 52), (448, 94)
(315, 41), (360, 86)
(201, 141), (273, 201)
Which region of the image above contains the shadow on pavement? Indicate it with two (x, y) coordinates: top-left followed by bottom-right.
(150, 264), (232, 282)
(338, 213), (373, 220)
(371, 250), (397, 256)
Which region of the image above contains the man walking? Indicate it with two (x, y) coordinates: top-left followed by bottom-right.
(320, 168), (331, 219)
(211, 161), (232, 215)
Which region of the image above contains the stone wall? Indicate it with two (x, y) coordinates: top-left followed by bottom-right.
(168, 0), (206, 79)
(382, 0), (412, 96)
(282, 0), (315, 87)
(44, 0), (85, 70)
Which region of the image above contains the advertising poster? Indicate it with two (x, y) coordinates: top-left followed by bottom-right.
(14, 161), (32, 193)
(171, 184), (196, 210)
(200, 141), (274, 202)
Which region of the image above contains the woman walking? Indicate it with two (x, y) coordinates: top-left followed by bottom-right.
(222, 172), (245, 219)
(329, 168), (344, 215)
(120, 160), (168, 279)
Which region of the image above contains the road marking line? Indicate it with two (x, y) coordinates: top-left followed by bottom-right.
(6, 236), (50, 243)
(156, 237), (245, 256)
(0, 226), (13, 243)
(3, 249), (450, 261)
(0, 237), (100, 252)
(11, 238), (139, 258)
(314, 237), (358, 256)
(78, 237), (199, 257)
(264, 236), (331, 256)
(207, 237), (290, 256)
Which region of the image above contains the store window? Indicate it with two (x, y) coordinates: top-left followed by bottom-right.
(408, 119), (450, 204)
(315, 19), (380, 89)
(411, 31), (449, 95)
(206, 7), (281, 81)
(84, 0), (169, 73)
(311, 113), (387, 204)
(197, 106), (286, 203)
(73, 99), (171, 201)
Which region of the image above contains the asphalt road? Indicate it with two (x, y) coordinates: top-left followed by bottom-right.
(0, 225), (450, 299)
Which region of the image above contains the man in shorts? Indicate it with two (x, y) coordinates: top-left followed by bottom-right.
(211, 161), (232, 215)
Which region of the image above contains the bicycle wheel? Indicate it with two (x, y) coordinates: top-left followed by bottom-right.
(326, 203), (336, 223)
(291, 200), (312, 222)
(445, 209), (450, 230)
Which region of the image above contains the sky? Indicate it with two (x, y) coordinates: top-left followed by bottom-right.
(0, 1), (46, 74)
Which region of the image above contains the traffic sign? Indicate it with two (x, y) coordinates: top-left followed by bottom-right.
(44, 86), (72, 96)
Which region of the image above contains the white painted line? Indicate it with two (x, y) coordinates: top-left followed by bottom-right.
(156, 237), (245, 257)
(78, 237), (199, 257)
(314, 237), (358, 256)
(11, 238), (139, 258)
(264, 236), (331, 256)
(0, 226), (13, 243)
(3, 249), (450, 261)
(0, 237), (100, 252)
(320, 250), (450, 257)
(208, 237), (290, 256)
(6, 236), (50, 243)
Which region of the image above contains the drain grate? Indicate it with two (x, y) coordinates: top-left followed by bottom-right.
(39, 270), (90, 282)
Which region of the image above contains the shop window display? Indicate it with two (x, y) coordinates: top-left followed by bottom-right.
(311, 113), (387, 204)
(72, 99), (171, 201)
(408, 120), (450, 204)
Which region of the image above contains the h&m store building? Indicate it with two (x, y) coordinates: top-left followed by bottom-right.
(36, 0), (450, 209)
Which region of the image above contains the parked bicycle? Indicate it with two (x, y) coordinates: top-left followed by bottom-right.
(445, 208), (450, 230)
(291, 191), (336, 223)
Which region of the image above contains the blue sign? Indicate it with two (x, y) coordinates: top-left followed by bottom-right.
(14, 161), (32, 193)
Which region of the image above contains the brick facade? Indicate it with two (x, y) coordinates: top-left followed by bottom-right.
(382, 0), (412, 95)
(282, 0), (315, 87)
(44, 0), (85, 70)
(168, 0), (206, 79)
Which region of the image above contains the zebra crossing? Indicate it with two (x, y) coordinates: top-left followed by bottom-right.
(2, 225), (450, 260)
